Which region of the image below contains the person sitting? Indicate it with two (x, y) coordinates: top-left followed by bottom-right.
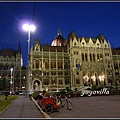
(38, 90), (46, 100)
(37, 90), (47, 106)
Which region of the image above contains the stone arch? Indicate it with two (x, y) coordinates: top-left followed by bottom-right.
(34, 59), (42, 69)
(98, 71), (105, 85)
(76, 58), (80, 64)
(32, 79), (42, 91)
(91, 71), (98, 85)
(82, 71), (90, 86)
(83, 71), (89, 76)
(98, 71), (104, 76)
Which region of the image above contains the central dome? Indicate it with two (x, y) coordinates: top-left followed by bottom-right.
(51, 27), (67, 46)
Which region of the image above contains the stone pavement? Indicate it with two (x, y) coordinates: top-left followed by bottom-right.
(49, 95), (120, 118)
(0, 95), (51, 119)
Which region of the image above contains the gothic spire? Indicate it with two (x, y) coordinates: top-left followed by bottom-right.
(57, 24), (62, 35)
(18, 39), (21, 53)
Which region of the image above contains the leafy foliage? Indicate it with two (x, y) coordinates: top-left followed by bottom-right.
(32, 91), (40, 100)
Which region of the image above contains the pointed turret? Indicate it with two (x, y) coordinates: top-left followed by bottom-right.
(18, 40), (21, 54)
(51, 26), (67, 46)
(57, 25), (62, 35)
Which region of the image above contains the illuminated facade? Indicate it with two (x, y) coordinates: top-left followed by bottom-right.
(0, 29), (120, 92)
(28, 29), (120, 92)
(29, 37), (70, 92)
(68, 32), (113, 89)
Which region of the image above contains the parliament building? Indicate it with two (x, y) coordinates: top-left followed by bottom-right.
(0, 28), (120, 92)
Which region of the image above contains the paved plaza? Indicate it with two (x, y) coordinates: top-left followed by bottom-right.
(49, 95), (120, 118)
(0, 95), (120, 119)
(0, 95), (46, 118)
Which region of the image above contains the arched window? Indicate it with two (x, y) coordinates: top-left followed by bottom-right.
(82, 53), (84, 61)
(76, 78), (80, 84)
(35, 60), (39, 68)
(105, 44), (107, 48)
(76, 71), (79, 75)
(97, 54), (99, 61)
(85, 53), (88, 61)
(58, 61), (62, 69)
(6, 56), (9, 61)
(82, 42), (85, 47)
(64, 62), (69, 69)
(3, 63), (9, 70)
(51, 61), (56, 69)
(59, 79), (63, 85)
(58, 71), (63, 75)
(32, 63), (34, 68)
(90, 53), (92, 61)
(45, 61), (49, 68)
(0, 64), (4, 69)
(93, 54), (95, 61)
(51, 79), (57, 85)
(74, 42), (76, 46)
(51, 71), (56, 75)
(65, 79), (69, 85)
(36, 46), (39, 51)
(43, 79), (49, 85)
(100, 54), (103, 61)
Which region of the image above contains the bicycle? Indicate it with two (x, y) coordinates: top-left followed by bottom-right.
(56, 95), (73, 111)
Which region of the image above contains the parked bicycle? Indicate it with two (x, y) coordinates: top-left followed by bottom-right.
(56, 95), (73, 111)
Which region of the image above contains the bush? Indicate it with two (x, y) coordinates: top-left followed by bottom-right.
(53, 91), (61, 97)
(78, 91), (82, 96)
(32, 91), (40, 100)
(92, 85), (97, 91)
(67, 90), (74, 97)
(53, 89), (66, 97)
(74, 88), (78, 91)
(60, 89), (66, 94)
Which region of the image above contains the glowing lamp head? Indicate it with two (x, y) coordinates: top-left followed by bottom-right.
(11, 68), (13, 71)
(46, 88), (48, 92)
(23, 24), (36, 32)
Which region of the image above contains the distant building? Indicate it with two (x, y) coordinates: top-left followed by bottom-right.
(112, 48), (120, 86)
(0, 41), (27, 92)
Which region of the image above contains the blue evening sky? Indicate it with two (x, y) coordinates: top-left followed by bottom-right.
(0, 1), (120, 66)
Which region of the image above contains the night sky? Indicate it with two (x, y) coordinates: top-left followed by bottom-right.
(0, 1), (120, 66)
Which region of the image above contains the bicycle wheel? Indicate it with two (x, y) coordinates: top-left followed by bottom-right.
(45, 104), (54, 113)
(67, 101), (72, 110)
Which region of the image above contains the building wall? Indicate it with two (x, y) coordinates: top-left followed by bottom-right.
(28, 33), (120, 92)
(112, 54), (120, 86)
(0, 33), (120, 93)
(68, 32), (114, 90)
(29, 39), (70, 92)
(0, 48), (27, 92)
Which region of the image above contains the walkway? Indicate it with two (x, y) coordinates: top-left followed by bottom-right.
(0, 95), (51, 119)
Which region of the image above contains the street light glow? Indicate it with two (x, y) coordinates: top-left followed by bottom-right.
(10, 68), (13, 83)
(22, 22), (36, 95)
(23, 24), (36, 32)
(11, 68), (13, 72)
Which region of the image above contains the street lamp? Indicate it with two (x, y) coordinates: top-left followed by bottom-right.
(22, 23), (36, 95)
(10, 68), (13, 94)
(23, 24), (36, 55)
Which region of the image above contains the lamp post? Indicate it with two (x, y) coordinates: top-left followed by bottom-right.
(10, 68), (13, 94)
(23, 23), (36, 95)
